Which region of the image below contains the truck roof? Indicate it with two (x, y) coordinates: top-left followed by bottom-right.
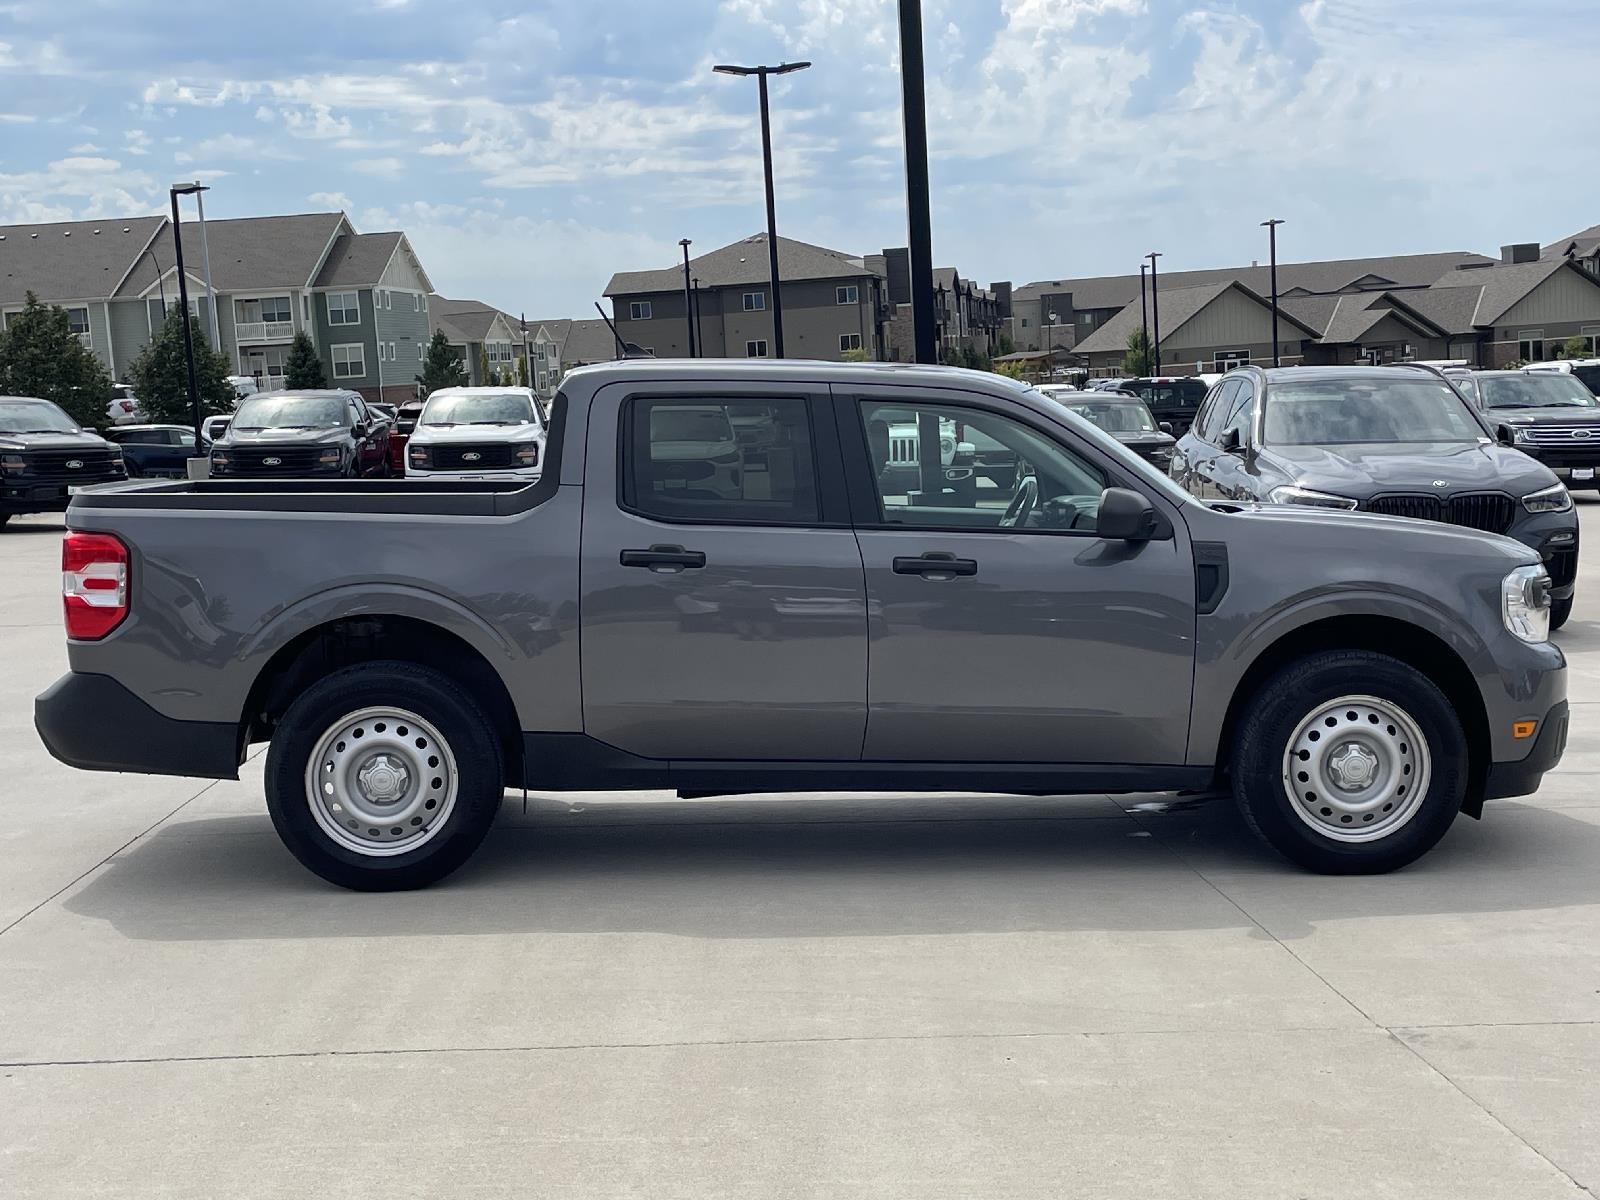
(563, 357), (1027, 392)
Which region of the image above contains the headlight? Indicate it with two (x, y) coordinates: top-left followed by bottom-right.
(2, 454), (26, 473)
(1267, 485), (1359, 510)
(209, 451), (229, 467)
(513, 441), (540, 467)
(317, 449), (341, 466)
(1502, 564), (1552, 644)
(1511, 426), (1536, 446)
(107, 445), (123, 460)
(1523, 482), (1573, 514)
(408, 444), (431, 469)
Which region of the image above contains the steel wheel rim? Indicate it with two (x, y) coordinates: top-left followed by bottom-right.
(1281, 694), (1431, 843)
(304, 706), (459, 857)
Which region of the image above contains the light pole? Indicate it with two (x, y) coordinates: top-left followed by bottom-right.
(679, 238), (697, 358)
(714, 60), (810, 358)
(1146, 252), (1163, 375)
(893, 0), (937, 365)
(169, 183), (208, 450)
(1262, 218), (1285, 367)
(187, 182), (221, 353)
(692, 277), (705, 354)
(1044, 310), (1057, 372)
(1139, 264), (1149, 375)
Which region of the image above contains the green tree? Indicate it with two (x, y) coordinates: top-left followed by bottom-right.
(0, 292), (115, 430)
(993, 360), (1028, 381)
(840, 346), (870, 363)
(416, 331), (468, 396)
(478, 348), (491, 384)
(1557, 335), (1591, 360)
(126, 310), (236, 424)
(284, 332), (327, 389)
(995, 332), (1016, 357)
(515, 354), (529, 386)
(1122, 327), (1155, 377)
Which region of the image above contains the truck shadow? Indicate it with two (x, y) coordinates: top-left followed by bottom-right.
(61, 791), (1600, 943)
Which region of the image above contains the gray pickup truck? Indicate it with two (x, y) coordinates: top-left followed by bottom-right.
(36, 361), (1568, 890)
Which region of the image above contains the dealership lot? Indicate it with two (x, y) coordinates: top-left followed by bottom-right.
(3, 505), (1600, 1197)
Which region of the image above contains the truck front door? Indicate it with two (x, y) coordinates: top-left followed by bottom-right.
(579, 384), (867, 760)
(838, 388), (1197, 765)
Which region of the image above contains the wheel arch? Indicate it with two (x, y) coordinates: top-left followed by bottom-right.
(1209, 613), (1490, 815)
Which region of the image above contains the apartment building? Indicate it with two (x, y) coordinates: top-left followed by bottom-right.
(0, 212), (434, 404)
(527, 318), (618, 399)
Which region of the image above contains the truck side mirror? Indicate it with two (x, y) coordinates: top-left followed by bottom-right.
(1159, 421), (1174, 436)
(1495, 423), (1516, 447)
(1097, 487), (1158, 542)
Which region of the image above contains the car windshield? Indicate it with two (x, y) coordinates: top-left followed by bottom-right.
(0, 399), (80, 433)
(1066, 398), (1156, 433)
(1262, 379), (1484, 445)
(1480, 374), (1600, 410)
(1120, 380), (1207, 409)
(232, 396), (344, 429)
(421, 392), (537, 426)
(651, 409), (731, 442)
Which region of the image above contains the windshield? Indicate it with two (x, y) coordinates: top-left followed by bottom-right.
(0, 399), (80, 433)
(1119, 380), (1207, 409)
(1480, 374), (1600, 410)
(422, 392), (537, 426)
(1067, 399), (1156, 433)
(232, 396), (344, 429)
(651, 408), (732, 442)
(1262, 379), (1485, 445)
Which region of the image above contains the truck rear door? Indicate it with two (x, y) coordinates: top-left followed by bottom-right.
(579, 381), (867, 760)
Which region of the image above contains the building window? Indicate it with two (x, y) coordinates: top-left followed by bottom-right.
(65, 306), (91, 347)
(421, 294), (428, 312)
(746, 340), (768, 358)
(418, 344), (425, 361)
(332, 343), (366, 379)
(743, 291), (766, 311)
(327, 292), (360, 325)
(389, 342), (396, 362)
(302, 294), (311, 323)
(836, 285), (859, 305)
(629, 301), (652, 321)
(413, 294), (420, 312)
(1518, 330), (1546, 361)
(1213, 349), (1250, 370)
(840, 333), (862, 352)
(1581, 326), (1600, 355)
(376, 342), (385, 363)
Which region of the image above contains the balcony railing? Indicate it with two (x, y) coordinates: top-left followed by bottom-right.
(235, 320), (295, 344)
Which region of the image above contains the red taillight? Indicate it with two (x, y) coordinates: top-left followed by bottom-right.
(62, 532), (129, 640)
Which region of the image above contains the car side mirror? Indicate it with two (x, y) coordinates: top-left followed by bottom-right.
(1159, 421), (1174, 435)
(1495, 423), (1516, 447)
(1097, 486), (1158, 542)
(1219, 427), (1242, 453)
(354, 422), (368, 438)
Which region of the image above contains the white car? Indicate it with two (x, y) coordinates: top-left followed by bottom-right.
(405, 387), (548, 481)
(106, 384), (141, 426)
(227, 376), (260, 401)
(1524, 357), (1600, 397)
(201, 414), (234, 443)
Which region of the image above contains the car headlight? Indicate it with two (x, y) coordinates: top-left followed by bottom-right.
(209, 451), (229, 467)
(1502, 564), (1552, 644)
(317, 449), (341, 466)
(513, 441), (540, 467)
(3, 454), (26, 473)
(1511, 425), (1536, 446)
(1522, 482), (1573, 514)
(408, 444), (431, 469)
(1266, 485), (1359, 510)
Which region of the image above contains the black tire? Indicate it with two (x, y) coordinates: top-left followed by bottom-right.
(1231, 650), (1468, 874)
(265, 661), (503, 890)
(1551, 595), (1573, 631)
(0, 513), (10, 529)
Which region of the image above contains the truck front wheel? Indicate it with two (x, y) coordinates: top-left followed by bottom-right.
(1231, 650), (1468, 874)
(265, 661), (503, 890)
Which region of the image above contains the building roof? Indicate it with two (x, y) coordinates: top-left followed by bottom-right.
(604, 233), (872, 296)
(114, 212), (349, 297)
(1013, 250), (1494, 311)
(429, 296), (510, 344)
(1075, 280), (1324, 356)
(0, 216), (166, 305)
(1425, 258), (1587, 328)
(560, 318), (619, 364)
(1544, 223), (1600, 261)
(313, 231), (404, 288)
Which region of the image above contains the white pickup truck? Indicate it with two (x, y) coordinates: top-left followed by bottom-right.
(405, 387), (549, 481)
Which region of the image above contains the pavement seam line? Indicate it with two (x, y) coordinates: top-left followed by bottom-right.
(0, 779), (220, 940)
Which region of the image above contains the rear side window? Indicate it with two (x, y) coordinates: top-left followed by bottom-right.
(1196, 380), (1240, 442)
(624, 397), (819, 525)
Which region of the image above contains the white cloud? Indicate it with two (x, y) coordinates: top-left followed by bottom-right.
(69, 141), (102, 153)
(353, 156), (405, 177)
(0, 112), (37, 124)
(123, 128), (151, 156)
(308, 190), (355, 211)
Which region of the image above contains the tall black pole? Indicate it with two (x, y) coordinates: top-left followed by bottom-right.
(679, 238), (697, 358)
(169, 191), (201, 448)
(755, 72), (785, 357)
(692, 278), (704, 354)
(1147, 252), (1163, 375)
(1263, 218), (1284, 368)
(897, 0), (937, 365)
(1139, 264), (1149, 374)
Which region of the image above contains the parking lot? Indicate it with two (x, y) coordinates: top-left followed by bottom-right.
(2, 504), (1599, 1198)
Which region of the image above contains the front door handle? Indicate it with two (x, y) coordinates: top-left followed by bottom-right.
(620, 544), (707, 571)
(892, 552), (978, 579)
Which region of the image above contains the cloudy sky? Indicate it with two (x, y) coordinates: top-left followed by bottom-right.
(1, 0), (1596, 317)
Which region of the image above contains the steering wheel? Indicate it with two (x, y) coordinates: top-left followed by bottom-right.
(999, 475), (1038, 528)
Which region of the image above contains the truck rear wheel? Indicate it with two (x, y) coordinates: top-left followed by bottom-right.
(265, 661), (503, 890)
(1231, 650), (1467, 874)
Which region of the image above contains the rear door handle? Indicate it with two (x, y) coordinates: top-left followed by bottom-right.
(620, 544), (707, 571)
(892, 552), (978, 578)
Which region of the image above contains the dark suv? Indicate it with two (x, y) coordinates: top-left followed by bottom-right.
(1170, 366), (1580, 626)
(1469, 370), (1600, 491)
(0, 395), (126, 528)
(209, 389), (391, 479)
(1112, 376), (1210, 438)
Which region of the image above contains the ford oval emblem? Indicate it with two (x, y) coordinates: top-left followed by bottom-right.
(263, 456), (282, 466)
(1572, 429), (1594, 439)
(65, 459), (83, 469)
(462, 451), (481, 462)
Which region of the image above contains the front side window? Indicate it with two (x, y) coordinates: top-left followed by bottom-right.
(629, 301), (651, 321)
(1194, 379), (1240, 442)
(859, 400), (1107, 532)
(624, 397), (817, 525)
(746, 340), (768, 358)
(327, 292), (360, 325)
(742, 292), (766, 311)
(836, 285), (859, 305)
(1261, 379), (1484, 444)
(1218, 382), (1256, 447)
(332, 343), (366, 379)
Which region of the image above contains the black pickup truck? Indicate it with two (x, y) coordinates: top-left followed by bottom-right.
(0, 396), (126, 528)
(208, 389), (391, 479)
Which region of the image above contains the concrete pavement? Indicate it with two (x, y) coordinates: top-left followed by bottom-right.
(3, 504), (1598, 1197)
